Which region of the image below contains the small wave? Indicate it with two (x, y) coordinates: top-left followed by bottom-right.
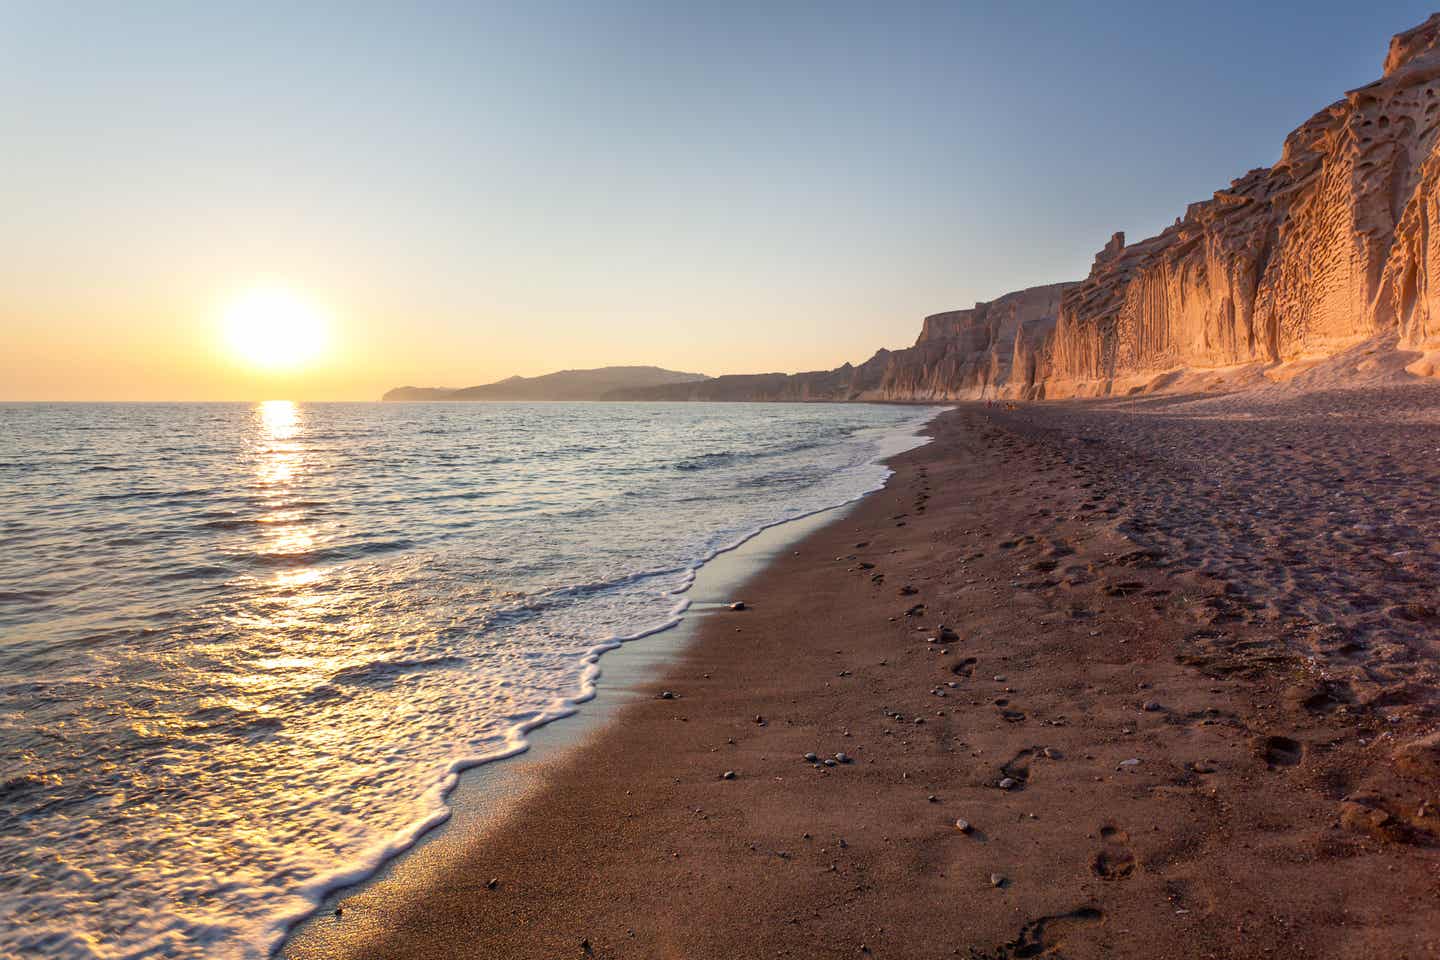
(674, 451), (737, 471)
(328, 656), (468, 688)
(154, 564), (234, 583)
(199, 517), (265, 530)
(737, 470), (818, 488)
(199, 515), (308, 530)
(182, 707), (286, 741)
(249, 540), (414, 567)
(0, 588), (57, 603)
(672, 438), (832, 472)
(93, 487), (219, 503)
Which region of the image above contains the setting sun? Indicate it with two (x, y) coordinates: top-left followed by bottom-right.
(221, 288), (330, 370)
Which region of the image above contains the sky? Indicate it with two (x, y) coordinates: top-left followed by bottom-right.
(3, 0), (1436, 401)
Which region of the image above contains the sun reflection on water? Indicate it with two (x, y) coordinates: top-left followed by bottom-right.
(253, 401), (317, 567)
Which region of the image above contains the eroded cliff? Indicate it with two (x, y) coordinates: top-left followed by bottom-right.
(1029, 12), (1440, 397)
(633, 15), (1440, 403)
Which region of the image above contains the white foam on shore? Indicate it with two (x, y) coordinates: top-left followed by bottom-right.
(262, 406), (944, 957)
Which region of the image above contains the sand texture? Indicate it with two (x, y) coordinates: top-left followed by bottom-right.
(284, 395), (1438, 960)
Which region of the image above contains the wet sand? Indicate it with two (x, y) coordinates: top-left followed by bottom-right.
(284, 396), (1438, 960)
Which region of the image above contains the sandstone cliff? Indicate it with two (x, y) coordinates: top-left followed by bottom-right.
(1028, 12), (1440, 398)
(633, 15), (1440, 403)
(394, 17), (1440, 405)
(614, 283), (1072, 402)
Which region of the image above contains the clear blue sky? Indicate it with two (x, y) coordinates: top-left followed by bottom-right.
(2, 1), (1435, 399)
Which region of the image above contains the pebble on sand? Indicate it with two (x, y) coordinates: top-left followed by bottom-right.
(721, 770), (736, 780)
(729, 601), (747, 611)
(955, 818), (973, 833)
(1142, 700), (1163, 712)
(835, 752), (852, 764)
(804, 752), (819, 763)
(659, 690), (678, 700)
(998, 777), (1019, 790)
(990, 873), (1006, 888)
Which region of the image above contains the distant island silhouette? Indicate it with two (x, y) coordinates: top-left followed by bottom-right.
(383, 365), (709, 401)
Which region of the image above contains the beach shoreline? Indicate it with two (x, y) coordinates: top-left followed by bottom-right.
(277, 501), (867, 954)
(277, 409), (943, 956)
(284, 398), (1437, 960)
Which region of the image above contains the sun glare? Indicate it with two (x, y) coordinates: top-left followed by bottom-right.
(222, 288), (330, 370)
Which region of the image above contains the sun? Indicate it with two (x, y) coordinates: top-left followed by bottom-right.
(221, 287), (330, 370)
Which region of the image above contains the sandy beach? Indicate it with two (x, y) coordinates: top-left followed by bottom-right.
(283, 391), (1438, 959)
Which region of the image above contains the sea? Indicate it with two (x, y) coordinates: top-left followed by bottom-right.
(0, 400), (940, 959)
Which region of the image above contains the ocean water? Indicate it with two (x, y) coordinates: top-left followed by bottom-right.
(0, 400), (939, 960)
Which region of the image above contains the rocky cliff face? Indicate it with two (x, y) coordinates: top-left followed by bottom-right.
(614, 283), (1071, 402)
(633, 15), (1440, 404)
(1028, 12), (1440, 398)
(870, 283), (1073, 400)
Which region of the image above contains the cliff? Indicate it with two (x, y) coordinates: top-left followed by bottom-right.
(637, 14), (1440, 403)
(1028, 12), (1440, 398)
(614, 283), (1073, 402)
(397, 16), (1440, 405)
(384, 366), (709, 401)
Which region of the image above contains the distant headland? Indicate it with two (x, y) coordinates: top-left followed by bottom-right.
(382, 366), (709, 402)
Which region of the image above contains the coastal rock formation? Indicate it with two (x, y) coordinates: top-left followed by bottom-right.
(614, 283), (1072, 402)
(400, 17), (1440, 404)
(1031, 12), (1440, 397)
(631, 15), (1440, 403)
(872, 283), (1073, 400)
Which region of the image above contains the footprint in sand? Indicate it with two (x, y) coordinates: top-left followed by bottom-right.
(1284, 680), (1352, 715)
(994, 700), (1027, 722)
(1259, 735), (1304, 768)
(1090, 825), (1135, 880)
(999, 748), (1033, 789)
(1003, 906), (1104, 958)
